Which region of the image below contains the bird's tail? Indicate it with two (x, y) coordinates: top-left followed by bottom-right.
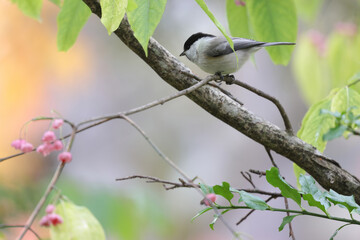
(261, 42), (295, 47)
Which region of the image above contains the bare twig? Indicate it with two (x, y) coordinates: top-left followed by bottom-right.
(0, 224), (40, 239)
(17, 126), (77, 240)
(249, 169), (266, 177)
(222, 77), (293, 135)
(241, 171), (256, 188)
(265, 147), (278, 169)
(118, 115), (240, 238)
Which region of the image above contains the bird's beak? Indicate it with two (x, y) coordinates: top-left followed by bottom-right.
(180, 51), (185, 57)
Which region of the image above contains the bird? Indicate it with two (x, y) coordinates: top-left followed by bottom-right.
(180, 32), (295, 76)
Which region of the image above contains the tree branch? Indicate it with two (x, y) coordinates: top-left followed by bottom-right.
(82, 0), (360, 203)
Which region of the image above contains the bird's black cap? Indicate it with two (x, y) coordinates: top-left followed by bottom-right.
(180, 32), (215, 56)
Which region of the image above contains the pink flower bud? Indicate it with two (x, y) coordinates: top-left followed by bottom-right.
(46, 204), (55, 214)
(53, 140), (63, 151)
(37, 143), (53, 157)
(20, 142), (34, 153)
(58, 151), (72, 163)
(42, 131), (56, 143)
(203, 193), (217, 206)
(39, 215), (51, 227)
(52, 119), (64, 129)
(11, 139), (26, 150)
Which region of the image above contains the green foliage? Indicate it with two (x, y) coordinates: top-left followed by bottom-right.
(11, 0), (43, 20)
(266, 167), (302, 207)
(100, 0), (128, 35)
(293, 27), (360, 105)
(213, 182), (234, 204)
(49, 0), (62, 7)
(278, 214), (299, 231)
(51, 199), (106, 240)
(294, 0), (323, 22)
(293, 163), (306, 189)
(127, 0), (167, 56)
(57, 0), (91, 51)
(247, 0), (297, 65)
(226, 0), (251, 39)
(236, 190), (269, 210)
(326, 190), (360, 215)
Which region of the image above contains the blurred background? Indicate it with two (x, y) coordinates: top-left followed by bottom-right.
(1, 0), (360, 239)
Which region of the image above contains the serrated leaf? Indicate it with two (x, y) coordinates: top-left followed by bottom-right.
(12, 0), (43, 20)
(213, 182), (234, 204)
(266, 168), (301, 207)
(323, 125), (347, 141)
(278, 214), (299, 231)
(247, 0), (297, 65)
(236, 190), (269, 210)
(299, 174), (330, 214)
(100, 0), (127, 35)
(51, 200), (106, 240)
(195, 0), (234, 50)
(57, 0), (91, 51)
(127, 0), (167, 56)
(326, 190), (360, 214)
(297, 92), (336, 152)
(226, 0), (251, 39)
(191, 207), (212, 222)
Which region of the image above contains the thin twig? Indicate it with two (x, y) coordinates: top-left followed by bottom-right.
(241, 171), (256, 188)
(0, 224), (41, 239)
(249, 169), (266, 177)
(223, 77), (293, 135)
(16, 126), (77, 240)
(118, 115), (240, 238)
(265, 147), (278, 169)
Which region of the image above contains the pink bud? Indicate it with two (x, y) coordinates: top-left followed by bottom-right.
(37, 143), (53, 157)
(53, 140), (63, 151)
(52, 119), (64, 129)
(42, 131), (56, 143)
(235, 0), (246, 6)
(203, 193), (217, 206)
(48, 213), (63, 226)
(20, 142), (34, 153)
(11, 139), (26, 150)
(39, 215), (51, 227)
(46, 204), (55, 214)
(58, 151), (72, 163)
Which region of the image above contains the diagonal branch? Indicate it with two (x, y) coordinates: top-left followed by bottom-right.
(82, 0), (360, 203)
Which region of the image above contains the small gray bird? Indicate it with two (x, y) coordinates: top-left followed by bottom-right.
(180, 32), (295, 75)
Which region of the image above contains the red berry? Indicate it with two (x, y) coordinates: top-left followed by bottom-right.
(39, 215), (51, 227)
(58, 151), (72, 163)
(48, 213), (63, 226)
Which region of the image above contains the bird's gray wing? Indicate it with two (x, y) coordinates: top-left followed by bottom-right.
(206, 37), (265, 57)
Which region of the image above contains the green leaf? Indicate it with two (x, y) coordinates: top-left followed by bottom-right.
(293, 35), (329, 105)
(326, 189), (360, 214)
(278, 214), (300, 231)
(209, 210), (229, 230)
(127, 0), (167, 56)
(299, 174), (330, 214)
(226, 0), (252, 39)
(195, 0), (234, 50)
(199, 183), (213, 194)
(11, 0), (43, 20)
(213, 182), (234, 204)
(266, 168), (301, 207)
(51, 200), (106, 240)
(294, 0), (323, 22)
(293, 163), (306, 189)
(100, 0), (127, 35)
(330, 223), (352, 240)
(57, 0), (91, 51)
(297, 92), (336, 152)
(331, 87), (360, 117)
(323, 125), (347, 141)
(347, 72), (360, 86)
(191, 207), (212, 222)
(247, 0), (297, 65)
(236, 190), (269, 210)
(49, 0), (61, 7)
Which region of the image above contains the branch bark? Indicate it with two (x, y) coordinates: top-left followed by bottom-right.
(82, 0), (360, 202)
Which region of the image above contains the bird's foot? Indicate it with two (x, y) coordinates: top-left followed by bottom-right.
(224, 75), (235, 85)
